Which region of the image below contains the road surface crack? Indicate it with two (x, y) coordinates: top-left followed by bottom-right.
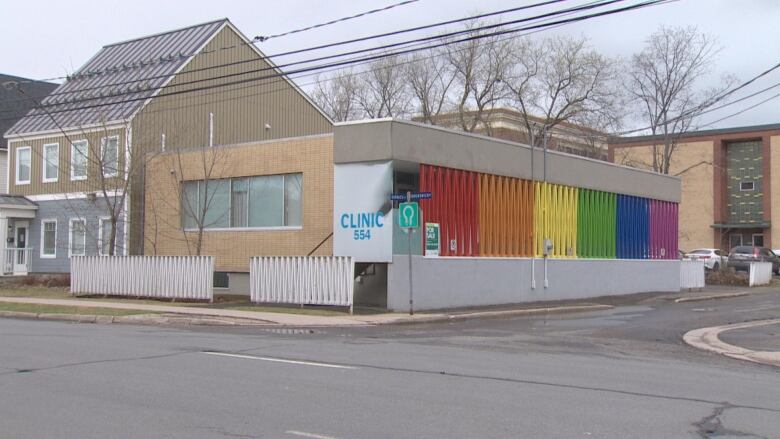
(694, 402), (768, 438)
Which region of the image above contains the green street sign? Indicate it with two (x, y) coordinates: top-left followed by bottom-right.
(398, 202), (419, 228)
(425, 223), (440, 256)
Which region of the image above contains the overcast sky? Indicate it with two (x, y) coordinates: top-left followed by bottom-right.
(2, 0), (778, 131)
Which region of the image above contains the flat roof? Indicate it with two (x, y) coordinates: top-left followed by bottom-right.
(610, 123), (780, 145)
(334, 119), (681, 203)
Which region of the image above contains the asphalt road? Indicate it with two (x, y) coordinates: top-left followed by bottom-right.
(1, 291), (779, 438)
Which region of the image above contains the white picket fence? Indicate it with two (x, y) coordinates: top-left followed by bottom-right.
(71, 256), (214, 301)
(749, 262), (773, 287)
(250, 256), (355, 312)
(680, 260), (705, 290)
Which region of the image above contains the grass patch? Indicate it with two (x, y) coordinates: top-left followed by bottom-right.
(0, 286), (71, 299)
(0, 302), (156, 316)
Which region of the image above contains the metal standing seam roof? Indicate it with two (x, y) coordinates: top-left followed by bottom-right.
(5, 19), (228, 136)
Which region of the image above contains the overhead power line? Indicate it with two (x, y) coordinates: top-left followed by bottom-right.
(1, 0), (575, 106)
(6, 0), (569, 88)
(1, 0), (636, 116)
(255, 0), (420, 41)
(0, 0), (670, 125)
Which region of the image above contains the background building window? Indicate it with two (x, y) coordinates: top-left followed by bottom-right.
(182, 173), (302, 229)
(41, 220), (57, 258)
(16, 147), (31, 184)
(43, 143), (59, 182)
(71, 140), (88, 180)
(740, 181), (755, 191)
(101, 136), (119, 177)
(69, 219), (86, 256)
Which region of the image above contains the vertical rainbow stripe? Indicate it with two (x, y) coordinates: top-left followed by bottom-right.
(419, 164), (678, 259)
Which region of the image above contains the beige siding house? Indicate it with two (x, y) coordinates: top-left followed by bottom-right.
(2, 19), (332, 275)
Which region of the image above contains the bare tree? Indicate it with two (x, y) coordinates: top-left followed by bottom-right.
(627, 26), (733, 174)
(503, 36), (620, 148)
(152, 146), (231, 256)
(447, 21), (513, 134)
(405, 51), (456, 124)
(354, 54), (412, 118)
(311, 70), (360, 122)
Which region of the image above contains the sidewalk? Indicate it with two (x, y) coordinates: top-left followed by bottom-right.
(0, 297), (612, 327)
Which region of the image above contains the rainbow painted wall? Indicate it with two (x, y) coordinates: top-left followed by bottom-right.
(419, 164), (678, 259)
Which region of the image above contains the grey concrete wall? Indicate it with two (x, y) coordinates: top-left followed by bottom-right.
(28, 197), (125, 273)
(335, 120), (681, 203)
(215, 272), (251, 296)
(387, 256), (680, 312)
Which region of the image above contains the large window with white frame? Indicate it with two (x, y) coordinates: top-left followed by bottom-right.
(69, 219), (86, 257)
(41, 219), (57, 258)
(181, 173), (302, 230)
(71, 140), (88, 180)
(16, 146), (31, 185)
(42, 143), (59, 183)
(99, 217), (115, 256)
(101, 136), (119, 178)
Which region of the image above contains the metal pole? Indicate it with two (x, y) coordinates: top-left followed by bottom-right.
(407, 191), (414, 316)
(543, 127), (549, 289)
(531, 128), (536, 290)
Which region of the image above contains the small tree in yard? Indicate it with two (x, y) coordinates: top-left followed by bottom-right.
(147, 145), (231, 256)
(627, 26), (735, 174)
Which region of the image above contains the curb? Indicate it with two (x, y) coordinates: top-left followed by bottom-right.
(442, 304), (614, 322)
(674, 292), (749, 303)
(0, 311), (272, 327)
(0, 303), (614, 327)
(683, 319), (780, 368)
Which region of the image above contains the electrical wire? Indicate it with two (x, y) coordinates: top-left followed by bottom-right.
(1, 0), (589, 108)
(5, 0), (570, 88)
(0, 0), (662, 123)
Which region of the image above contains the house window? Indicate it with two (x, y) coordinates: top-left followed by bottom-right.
(729, 234), (743, 249)
(101, 136), (119, 177)
(99, 218), (115, 256)
(740, 181), (755, 191)
(753, 234), (764, 247)
(16, 146), (31, 185)
(41, 220), (57, 258)
(182, 173), (303, 230)
(71, 140), (88, 180)
(69, 219), (86, 257)
(42, 143), (59, 183)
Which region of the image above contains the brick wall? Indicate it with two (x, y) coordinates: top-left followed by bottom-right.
(144, 134), (334, 272)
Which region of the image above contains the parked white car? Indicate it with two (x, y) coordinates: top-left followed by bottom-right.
(685, 248), (728, 270)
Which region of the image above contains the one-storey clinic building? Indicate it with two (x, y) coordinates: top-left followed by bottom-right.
(145, 118), (681, 311)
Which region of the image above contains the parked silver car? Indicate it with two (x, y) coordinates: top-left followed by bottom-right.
(685, 248), (728, 271)
(727, 246), (780, 274)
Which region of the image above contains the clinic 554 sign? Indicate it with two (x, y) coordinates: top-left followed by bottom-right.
(333, 162), (393, 262)
(339, 211), (385, 240)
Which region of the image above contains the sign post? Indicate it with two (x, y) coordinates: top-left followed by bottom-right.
(392, 191), (430, 316)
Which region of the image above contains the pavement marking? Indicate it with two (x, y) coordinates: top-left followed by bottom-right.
(201, 351), (358, 370)
(683, 319), (780, 368)
(286, 430), (342, 439)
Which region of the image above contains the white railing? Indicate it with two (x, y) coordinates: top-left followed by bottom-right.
(680, 260), (705, 290)
(71, 256), (214, 301)
(3, 248), (32, 274)
(250, 256), (354, 312)
(749, 262), (773, 287)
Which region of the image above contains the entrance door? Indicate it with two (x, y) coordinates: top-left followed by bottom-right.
(13, 221), (29, 274)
